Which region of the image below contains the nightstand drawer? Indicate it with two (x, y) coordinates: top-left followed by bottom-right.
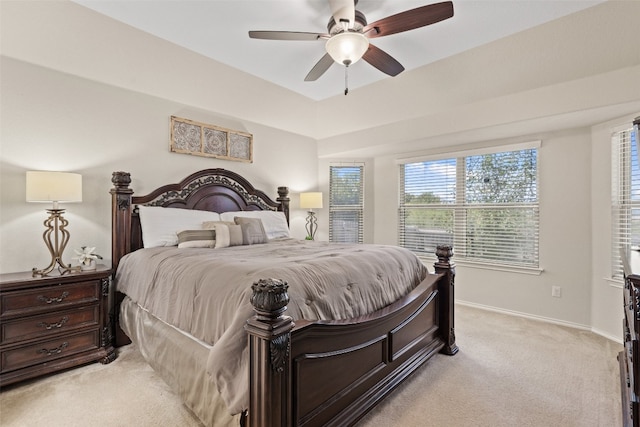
(1, 329), (100, 373)
(0, 281), (99, 319)
(1, 305), (99, 345)
(0, 267), (115, 386)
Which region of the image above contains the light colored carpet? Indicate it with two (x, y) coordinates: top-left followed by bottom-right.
(0, 305), (622, 427)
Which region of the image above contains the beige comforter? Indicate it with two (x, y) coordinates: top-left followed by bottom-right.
(115, 239), (428, 414)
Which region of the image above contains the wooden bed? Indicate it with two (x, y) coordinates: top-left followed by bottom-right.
(110, 168), (458, 427)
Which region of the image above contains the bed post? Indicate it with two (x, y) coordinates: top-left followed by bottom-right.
(110, 172), (133, 274)
(110, 172), (134, 347)
(434, 245), (459, 355)
(245, 278), (295, 427)
(277, 186), (290, 225)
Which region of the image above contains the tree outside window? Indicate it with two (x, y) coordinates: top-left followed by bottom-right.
(400, 145), (539, 268)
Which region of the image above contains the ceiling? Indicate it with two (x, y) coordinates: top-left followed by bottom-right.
(73, 0), (606, 101)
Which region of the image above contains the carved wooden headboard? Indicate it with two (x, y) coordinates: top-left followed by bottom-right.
(110, 168), (290, 273)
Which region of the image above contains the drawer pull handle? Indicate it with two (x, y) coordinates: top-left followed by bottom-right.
(37, 342), (68, 356)
(37, 292), (69, 304)
(37, 316), (69, 330)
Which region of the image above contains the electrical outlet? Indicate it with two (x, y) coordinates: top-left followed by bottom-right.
(551, 286), (562, 298)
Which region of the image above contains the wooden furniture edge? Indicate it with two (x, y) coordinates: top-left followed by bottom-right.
(0, 266), (116, 387)
(246, 245), (457, 427)
(620, 247), (640, 427)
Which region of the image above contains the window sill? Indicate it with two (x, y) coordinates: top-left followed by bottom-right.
(604, 277), (623, 289)
(420, 256), (543, 276)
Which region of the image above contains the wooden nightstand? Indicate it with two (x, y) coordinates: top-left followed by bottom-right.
(0, 265), (116, 387)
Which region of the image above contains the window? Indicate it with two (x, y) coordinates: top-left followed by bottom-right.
(399, 143), (539, 268)
(329, 164), (364, 243)
(612, 125), (639, 279)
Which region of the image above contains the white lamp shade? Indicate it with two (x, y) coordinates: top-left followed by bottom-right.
(26, 171), (82, 203)
(300, 192), (323, 209)
(325, 32), (369, 65)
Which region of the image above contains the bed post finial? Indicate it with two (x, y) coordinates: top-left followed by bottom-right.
(246, 278), (294, 427)
(277, 187), (290, 225)
(112, 171), (131, 189)
(434, 245), (459, 356)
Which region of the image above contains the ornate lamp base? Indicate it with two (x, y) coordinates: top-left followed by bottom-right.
(305, 211), (318, 240)
(32, 208), (81, 277)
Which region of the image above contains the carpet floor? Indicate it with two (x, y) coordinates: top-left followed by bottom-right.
(0, 305), (622, 427)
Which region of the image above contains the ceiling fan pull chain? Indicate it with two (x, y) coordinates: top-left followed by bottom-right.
(344, 64), (349, 96)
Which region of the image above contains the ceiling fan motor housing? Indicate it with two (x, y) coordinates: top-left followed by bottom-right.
(327, 10), (367, 35)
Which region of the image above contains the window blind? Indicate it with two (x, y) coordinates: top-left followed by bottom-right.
(329, 164), (364, 243)
(612, 127), (638, 279)
(399, 147), (539, 268)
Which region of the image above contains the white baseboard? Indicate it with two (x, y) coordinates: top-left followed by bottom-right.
(455, 300), (622, 344)
(590, 327), (621, 344)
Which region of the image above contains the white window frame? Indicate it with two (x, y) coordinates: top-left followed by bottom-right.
(612, 124), (639, 280)
(398, 141), (541, 270)
(329, 163), (364, 244)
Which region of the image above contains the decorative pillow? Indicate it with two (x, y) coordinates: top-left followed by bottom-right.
(212, 223), (243, 248)
(234, 217), (268, 245)
(177, 230), (216, 248)
(220, 211), (289, 239)
(138, 206), (221, 248)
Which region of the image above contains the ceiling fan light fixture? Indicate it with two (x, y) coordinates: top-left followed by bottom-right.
(325, 31), (369, 65)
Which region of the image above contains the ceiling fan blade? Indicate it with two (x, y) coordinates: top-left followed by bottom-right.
(363, 1), (454, 39)
(328, 0), (355, 29)
(305, 53), (335, 81)
(249, 31), (327, 41)
(362, 44), (405, 77)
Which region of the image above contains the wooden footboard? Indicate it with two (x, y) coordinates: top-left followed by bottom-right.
(246, 246), (457, 427)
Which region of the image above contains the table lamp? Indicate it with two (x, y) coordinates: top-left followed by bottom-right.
(300, 192), (323, 240)
(26, 171), (83, 276)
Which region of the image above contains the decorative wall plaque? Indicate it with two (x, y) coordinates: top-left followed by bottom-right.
(170, 116), (253, 163)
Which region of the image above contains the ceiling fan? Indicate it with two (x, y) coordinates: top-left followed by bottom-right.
(249, 0), (454, 93)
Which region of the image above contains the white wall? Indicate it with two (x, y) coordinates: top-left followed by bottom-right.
(364, 129), (594, 326)
(309, 1), (640, 340)
(2, 0), (640, 339)
(0, 1), (322, 274)
(0, 57), (318, 273)
(315, 1), (640, 146)
(0, 0), (319, 140)
(318, 100), (638, 341)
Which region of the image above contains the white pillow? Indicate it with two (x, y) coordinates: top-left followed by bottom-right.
(219, 211), (290, 239)
(138, 206), (221, 248)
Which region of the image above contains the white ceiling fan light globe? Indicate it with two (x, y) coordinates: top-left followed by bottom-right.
(325, 32), (369, 65)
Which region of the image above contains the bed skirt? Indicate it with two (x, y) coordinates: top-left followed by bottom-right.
(119, 296), (241, 427)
